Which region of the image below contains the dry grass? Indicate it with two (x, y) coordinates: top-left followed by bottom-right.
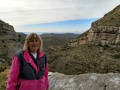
(49, 45), (120, 75)
(0, 69), (9, 90)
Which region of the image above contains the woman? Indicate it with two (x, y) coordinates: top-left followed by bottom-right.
(6, 33), (49, 90)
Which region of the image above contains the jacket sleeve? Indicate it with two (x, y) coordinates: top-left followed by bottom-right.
(44, 62), (49, 90)
(6, 55), (20, 90)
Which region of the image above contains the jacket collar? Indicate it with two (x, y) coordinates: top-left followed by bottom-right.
(23, 50), (45, 72)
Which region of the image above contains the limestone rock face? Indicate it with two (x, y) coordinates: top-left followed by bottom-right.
(87, 5), (120, 47)
(49, 72), (120, 90)
(62, 5), (120, 49)
(86, 26), (120, 46)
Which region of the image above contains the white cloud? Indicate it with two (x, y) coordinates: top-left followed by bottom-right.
(0, 0), (119, 27)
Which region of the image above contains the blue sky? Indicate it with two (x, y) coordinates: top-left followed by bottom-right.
(0, 0), (119, 34)
(16, 18), (98, 34)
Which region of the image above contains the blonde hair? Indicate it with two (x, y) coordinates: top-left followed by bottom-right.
(23, 33), (43, 52)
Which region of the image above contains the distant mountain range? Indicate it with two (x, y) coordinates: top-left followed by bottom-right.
(17, 32), (79, 49)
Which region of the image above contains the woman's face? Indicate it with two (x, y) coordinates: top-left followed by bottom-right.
(28, 39), (40, 53)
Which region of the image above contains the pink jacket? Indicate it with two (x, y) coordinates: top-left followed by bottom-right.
(6, 50), (49, 90)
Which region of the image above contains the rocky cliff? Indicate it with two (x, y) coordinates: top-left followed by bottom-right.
(0, 20), (22, 64)
(62, 5), (120, 49)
